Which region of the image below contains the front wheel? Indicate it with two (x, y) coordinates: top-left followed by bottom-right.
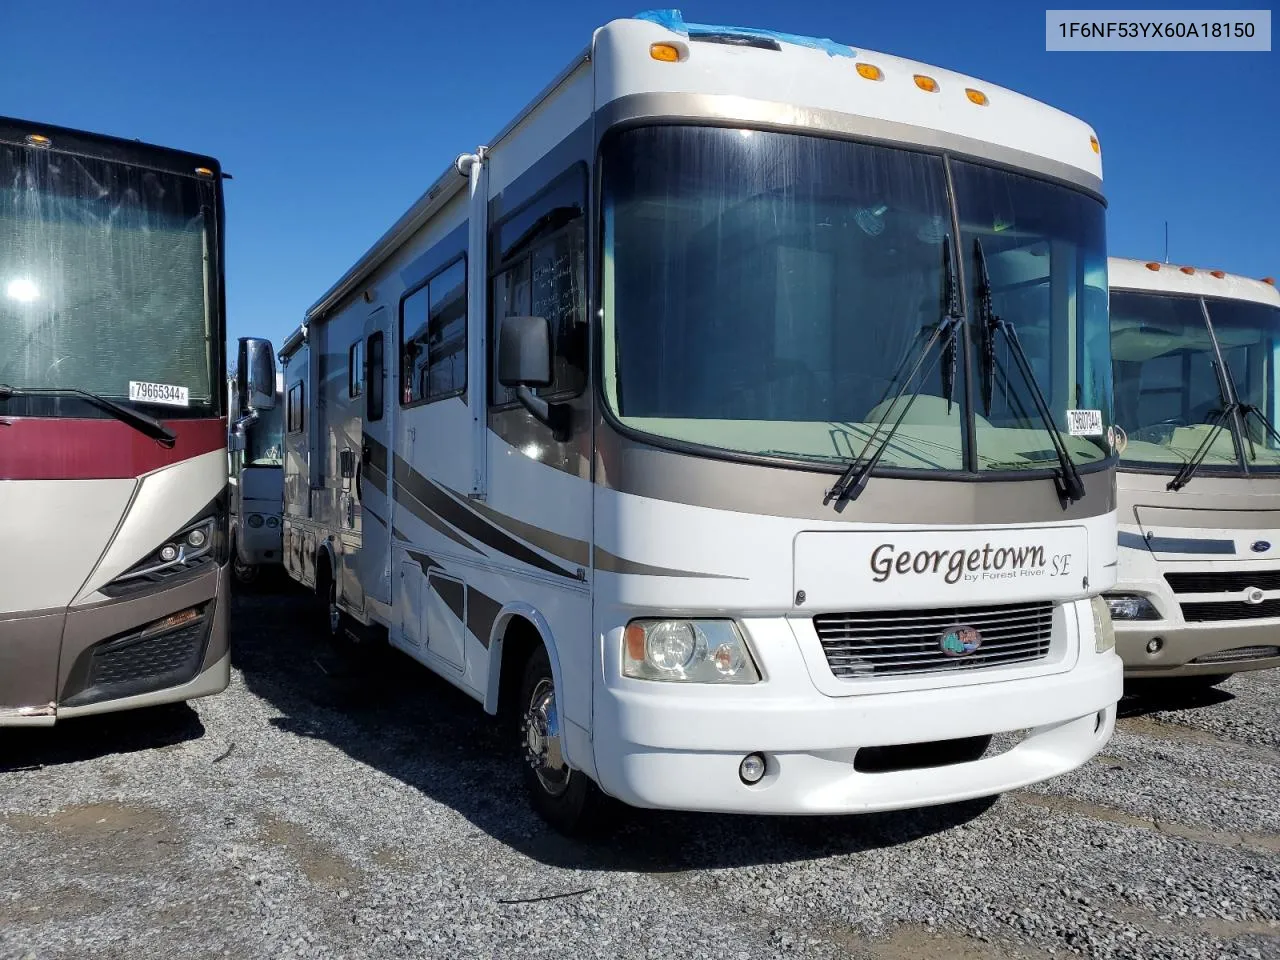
(519, 646), (606, 836)
(231, 554), (259, 587)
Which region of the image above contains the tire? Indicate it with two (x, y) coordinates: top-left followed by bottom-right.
(314, 561), (342, 640)
(518, 645), (606, 836)
(231, 546), (259, 588)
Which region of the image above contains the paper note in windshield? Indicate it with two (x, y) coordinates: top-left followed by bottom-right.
(129, 380), (190, 408)
(1067, 409), (1102, 437)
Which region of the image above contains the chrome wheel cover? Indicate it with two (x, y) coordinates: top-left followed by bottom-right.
(523, 677), (569, 796)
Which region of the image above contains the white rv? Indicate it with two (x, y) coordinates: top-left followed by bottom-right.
(1108, 258), (1280, 685)
(266, 12), (1122, 833)
(228, 372), (285, 584)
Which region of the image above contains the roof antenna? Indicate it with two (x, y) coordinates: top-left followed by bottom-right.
(1164, 221), (1169, 264)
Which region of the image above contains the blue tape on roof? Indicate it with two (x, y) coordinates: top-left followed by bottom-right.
(634, 9), (855, 58)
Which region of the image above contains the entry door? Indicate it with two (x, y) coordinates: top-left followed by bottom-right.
(359, 311), (393, 607)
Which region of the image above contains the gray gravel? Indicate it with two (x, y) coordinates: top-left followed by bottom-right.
(2, 580), (1278, 960)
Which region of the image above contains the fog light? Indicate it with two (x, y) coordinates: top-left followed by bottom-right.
(159, 544), (179, 563)
(739, 753), (766, 785)
(187, 528), (207, 548)
(1146, 637), (1164, 655)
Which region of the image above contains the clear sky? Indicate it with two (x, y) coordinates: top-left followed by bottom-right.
(2, 0), (1276, 353)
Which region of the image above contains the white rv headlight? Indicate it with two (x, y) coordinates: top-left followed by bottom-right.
(1090, 596), (1116, 653)
(623, 619), (760, 683)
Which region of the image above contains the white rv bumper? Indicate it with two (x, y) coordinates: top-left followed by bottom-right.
(592, 647), (1121, 815)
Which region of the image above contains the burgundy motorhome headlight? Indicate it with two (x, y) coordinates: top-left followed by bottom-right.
(100, 496), (226, 597)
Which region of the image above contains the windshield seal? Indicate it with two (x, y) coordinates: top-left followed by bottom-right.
(596, 122), (1115, 481)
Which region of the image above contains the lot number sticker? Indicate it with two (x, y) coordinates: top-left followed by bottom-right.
(1066, 408), (1103, 437)
(129, 381), (190, 407)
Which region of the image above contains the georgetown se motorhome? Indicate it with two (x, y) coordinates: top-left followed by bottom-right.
(0, 117), (240, 724)
(1107, 257), (1280, 686)
(254, 11), (1123, 833)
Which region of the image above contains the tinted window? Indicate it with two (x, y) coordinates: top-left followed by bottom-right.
(367, 332), (384, 421)
(491, 168), (587, 405)
(401, 257), (467, 405)
(349, 340), (364, 397)
(286, 382), (304, 433)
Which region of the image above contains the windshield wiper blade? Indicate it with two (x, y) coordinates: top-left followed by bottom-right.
(0, 384), (177, 448)
(1166, 398), (1237, 491)
(825, 239), (963, 507)
(1239, 403), (1280, 457)
(972, 237), (1085, 506)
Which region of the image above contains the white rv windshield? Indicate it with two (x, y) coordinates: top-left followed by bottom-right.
(1112, 290), (1280, 471)
(600, 125), (1111, 475)
(0, 141), (218, 417)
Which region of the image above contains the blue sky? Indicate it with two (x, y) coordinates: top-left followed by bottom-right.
(2, 0), (1276, 352)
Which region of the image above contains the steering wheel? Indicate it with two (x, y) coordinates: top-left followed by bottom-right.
(1131, 418), (1186, 444)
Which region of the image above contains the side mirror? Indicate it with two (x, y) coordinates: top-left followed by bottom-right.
(237, 337), (278, 413)
(228, 431), (245, 453)
(496, 315), (569, 441)
(497, 316), (553, 388)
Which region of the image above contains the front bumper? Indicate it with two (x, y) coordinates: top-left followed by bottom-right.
(591, 649), (1121, 814)
(0, 562), (230, 726)
(1116, 620), (1280, 677)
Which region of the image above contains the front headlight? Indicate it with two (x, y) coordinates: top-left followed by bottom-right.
(622, 619), (761, 683)
(1090, 596), (1116, 653)
(1104, 594), (1160, 621)
(266, 516), (280, 528)
(248, 514), (265, 528)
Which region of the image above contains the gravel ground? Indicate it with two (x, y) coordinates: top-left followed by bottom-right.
(2, 580), (1278, 960)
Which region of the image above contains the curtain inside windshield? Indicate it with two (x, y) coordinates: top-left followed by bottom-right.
(0, 143), (215, 415)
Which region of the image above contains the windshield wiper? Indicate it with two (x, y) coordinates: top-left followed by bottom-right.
(972, 238), (1085, 506)
(824, 237), (963, 507)
(1166, 396), (1237, 492)
(0, 384), (177, 448)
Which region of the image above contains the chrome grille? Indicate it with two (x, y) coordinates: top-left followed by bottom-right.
(814, 601), (1054, 679)
(1180, 599), (1280, 622)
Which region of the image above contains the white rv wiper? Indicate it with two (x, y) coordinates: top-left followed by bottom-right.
(824, 238), (963, 507)
(972, 238), (1085, 506)
(0, 383), (177, 447)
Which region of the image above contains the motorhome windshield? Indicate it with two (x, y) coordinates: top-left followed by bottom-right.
(1111, 291), (1280, 472)
(0, 140), (219, 418)
(600, 125), (1111, 475)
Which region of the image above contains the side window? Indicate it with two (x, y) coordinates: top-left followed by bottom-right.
(400, 256), (468, 406)
(286, 382), (304, 433)
(490, 166), (587, 406)
(348, 340), (364, 398)
(367, 332), (384, 422)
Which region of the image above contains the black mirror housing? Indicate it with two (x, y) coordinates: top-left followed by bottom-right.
(497, 316), (553, 388)
(237, 337), (277, 413)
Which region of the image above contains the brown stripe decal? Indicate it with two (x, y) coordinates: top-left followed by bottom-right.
(432, 576), (465, 624)
(363, 433), (389, 475)
(594, 547), (746, 580)
(466, 587), (501, 649)
(438, 482), (589, 567)
(393, 478), (484, 555)
(394, 454), (577, 580)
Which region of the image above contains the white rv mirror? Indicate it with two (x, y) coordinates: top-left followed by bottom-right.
(497, 315), (570, 441)
(238, 337), (278, 413)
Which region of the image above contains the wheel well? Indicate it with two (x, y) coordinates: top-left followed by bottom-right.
(497, 616), (541, 719)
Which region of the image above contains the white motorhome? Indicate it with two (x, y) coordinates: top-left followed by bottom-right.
(228, 372), (285, 585)
(265, 12), (1122, 833)
(1108, 257), (1280, 686)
